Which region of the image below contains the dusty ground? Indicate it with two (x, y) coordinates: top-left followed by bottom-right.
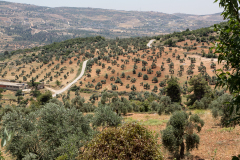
(124, 111), (240, 160)
(0, 38), (224, 96)
(77, 42), (223, 94)
(1, 55), (83, 88)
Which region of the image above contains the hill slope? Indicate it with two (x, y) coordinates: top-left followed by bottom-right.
(0, 26), (225, 99)
(0, 1), (225, 52)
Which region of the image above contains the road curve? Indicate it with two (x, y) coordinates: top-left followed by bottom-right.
(46, 59), (89, 97)
(47, 39), (155, 97)
(147, 39), (156, 48)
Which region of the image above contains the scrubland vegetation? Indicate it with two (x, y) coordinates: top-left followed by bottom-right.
(0, 0), (239, 159)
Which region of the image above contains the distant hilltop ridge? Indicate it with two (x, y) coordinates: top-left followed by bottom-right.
(0, 1), (224, 52)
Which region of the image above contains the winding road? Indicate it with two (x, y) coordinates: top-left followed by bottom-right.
(147, 39), (156, 48)
(46, 59), (89, 97)
(46, 39), (155, 97)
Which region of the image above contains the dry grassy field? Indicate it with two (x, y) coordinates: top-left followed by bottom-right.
(124, 110), (240, 159)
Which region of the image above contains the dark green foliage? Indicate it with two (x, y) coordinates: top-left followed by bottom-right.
(115, 77), (122, 84)
(111, 84), (118, 90)
(152, 77), (158, 83)
(37, 91), (52, 105)
(166, 77), (181, 103)
(164, 39), (176, 47)
(96, 69), (101, 75)
(126, 75), (131, 80)
(143, 74), (148, 80)
(131, 85), (137, 91)
(104, 73), (108, 79)
(30, 89), (41, 98)
(144, 83), (150, 90)
(152, 85), (158, 93)
(186, 74), (211, 106)
(111, 69), (115, 74)
(95, 82), (102, 90)
(159, 81), (166, 87)
(121, 72), (125, 78)
(161, 111), (204, 160)
(15, 90), (23, 97)
(138, 72), (142, 77)
(147, 68), (153, 74)
(156, 71), (161, 77)
(191, 96), (212, 109)
(133, 69), (136, 74)
(131, 78), (137, 83)
(214, 0), (240, 126)
(70, 85), (80, 91)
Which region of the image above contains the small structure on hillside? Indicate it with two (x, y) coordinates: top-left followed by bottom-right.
(0, 81), (28, 91)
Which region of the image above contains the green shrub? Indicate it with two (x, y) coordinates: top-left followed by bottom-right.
(1, 102), (93, 159)
(193, 100), (204, 109)
(209, 93), (239, 127)
(161, 111), (204, 160)
(157, 96), (181, 115)
(78, 123), (163, 160)
(92, 105), (122, 128)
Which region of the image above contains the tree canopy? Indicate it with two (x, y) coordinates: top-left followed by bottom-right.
(166, 77), (181, 103)
(214, 0), (240, 125)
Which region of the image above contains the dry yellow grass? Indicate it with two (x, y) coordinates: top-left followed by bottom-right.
(124, 111), (240, 159)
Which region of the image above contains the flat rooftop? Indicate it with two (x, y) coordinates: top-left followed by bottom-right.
(0, 81), (27, 87)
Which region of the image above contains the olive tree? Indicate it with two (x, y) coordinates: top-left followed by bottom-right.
(1, 102), (94, 160)
(143, 74), (148, 80)
(166, 77), (181, 103)
(161, 111), (204, 160)
(186, 74), (211, 106)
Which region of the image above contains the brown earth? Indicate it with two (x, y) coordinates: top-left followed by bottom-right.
(124, 111), (240, 160)
(76, 42), (224, 94)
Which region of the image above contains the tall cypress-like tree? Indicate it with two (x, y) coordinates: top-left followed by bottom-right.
(166, 77), (181, 103)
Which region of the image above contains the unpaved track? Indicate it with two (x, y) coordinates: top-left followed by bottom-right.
(46, 59), (89, 97)
(46, 39), (155, 97)
(147, 39), (155, 48)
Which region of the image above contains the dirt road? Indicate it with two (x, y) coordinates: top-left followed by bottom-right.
(46, 59), (89, 97)
(147, 39), (155, 48)
(46, 39), (155, 97)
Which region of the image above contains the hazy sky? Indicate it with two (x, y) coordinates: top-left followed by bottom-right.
(4, 0), (224, 15)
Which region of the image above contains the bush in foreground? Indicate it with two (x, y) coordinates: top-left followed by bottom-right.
(78, 123), (163, 160)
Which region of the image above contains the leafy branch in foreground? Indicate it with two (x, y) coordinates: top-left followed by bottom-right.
(214, 0), (240, 126)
